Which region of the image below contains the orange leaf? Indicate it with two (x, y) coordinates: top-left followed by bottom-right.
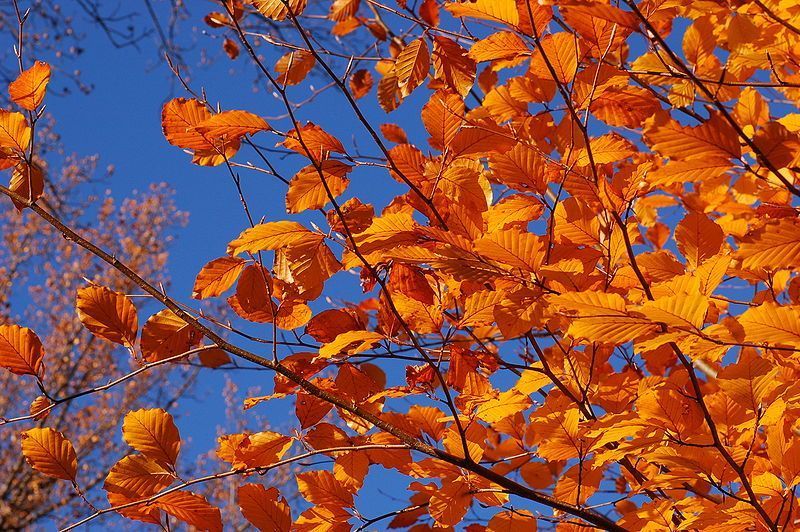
(297, 470), (354, 508)
(428, 477), (472, 526)
(349, 69), (373, 99)
(468, 31), (530, 62)
(275, 50), (316, 86)
(228, 221), (318, 255)
(431, 36), (475, 97)
(154, 490), (223, 532)
(76, 284), (138, 348)
(0, 324), (44, 377)
(122, 408), (181, 467)
(250, 0), (307, 20)
(104, 454), (175, 499)
(9, 61), (51, 110)
(194, 110), (270, 140)
(238, 484), (292, 532)
(286, 160), (352, 213)
(20, 427), (77, 481)
(395, 38), (430, 98)
(141, 309), (202, 362)
(8, 162), (43, 210)
(675, 212), (725, 269)
(217, 430), (293, 469)
(192, 256), (247, 299)
(0, 110), (30, 154)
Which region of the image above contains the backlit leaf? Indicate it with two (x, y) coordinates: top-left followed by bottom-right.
(0, 324), (44, 376)
(122, 408), (181, 467)
(20, 427), (77, 481)
(76, 284), (138, 348)
(9, 61), (51, 110)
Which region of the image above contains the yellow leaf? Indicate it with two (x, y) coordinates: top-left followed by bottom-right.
(568, 317), (658, 345)
(9, 61), (51, 110)
(474, 229), (544, 272)
(20, 427), (77, 481)
(76, 284), (138, 348)
(551, 290), (628, 317)
(122, 408), (181, 467)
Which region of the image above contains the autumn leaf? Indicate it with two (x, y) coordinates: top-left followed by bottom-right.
(9, 61), (51, 110)
(122, 408), (181, 468)
(238, 484), (292, 532)
(104, 454), (175, 499)
(445, 0), (519, 27)
(76, 284), (138, 348)
(428, 477), (472, 526)
(0, 110), (31, 154)
(318, 330), (384, 358)
(217, 430), (293, 469)
(227, 221), (319, 255)
(140, 309), (202, 362)
(20, 427), (77, 481)
(395, 38), (430, 98)
(286, 160), (352, 213)
(0, 324), (44, 377)
(250, 0), (307, 20)
(154, 491), (223, 532)
(192, 256), (247, 299)
(8, 162), (44, 210)
(162, 98), (241, 166)
(275, 50), (316, 86)
(193, 110), (270, 139)
(296, 470), (354, 508)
